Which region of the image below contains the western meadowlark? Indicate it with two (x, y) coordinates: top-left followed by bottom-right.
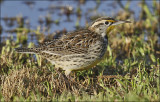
(15, 17), (130, 76)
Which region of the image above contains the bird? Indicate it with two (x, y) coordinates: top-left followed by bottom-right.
(15, 17), (131, 76)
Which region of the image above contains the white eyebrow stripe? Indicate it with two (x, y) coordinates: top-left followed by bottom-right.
(91, 20), (106, 27)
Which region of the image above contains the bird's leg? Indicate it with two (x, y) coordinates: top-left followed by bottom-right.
(65, 69), (71, 76)
(65, 69), (77, 84)
(65, 69), (75, 81)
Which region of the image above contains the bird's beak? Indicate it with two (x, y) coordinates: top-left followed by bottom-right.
(112, 20), (131, 25)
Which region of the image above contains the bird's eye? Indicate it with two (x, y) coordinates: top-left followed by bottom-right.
(105, 21), (109, 25)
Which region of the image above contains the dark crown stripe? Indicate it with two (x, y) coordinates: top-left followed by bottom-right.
(91, 17), (115, 26)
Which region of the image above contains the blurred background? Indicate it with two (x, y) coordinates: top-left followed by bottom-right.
(0, 1), (160, 101)
(0, 0), (159, 44)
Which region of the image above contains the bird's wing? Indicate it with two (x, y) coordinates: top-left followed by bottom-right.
(39, 29), (101, 55)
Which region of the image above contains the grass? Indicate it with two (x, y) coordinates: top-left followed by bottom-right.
(0, 0), (160, 101)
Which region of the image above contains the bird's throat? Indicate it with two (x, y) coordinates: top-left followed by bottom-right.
(106, 26), (115, 35)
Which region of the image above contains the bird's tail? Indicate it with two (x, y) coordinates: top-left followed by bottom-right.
(15, 47), (37, 54)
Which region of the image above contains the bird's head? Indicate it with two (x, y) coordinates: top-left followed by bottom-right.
(89, 17), (131, 37)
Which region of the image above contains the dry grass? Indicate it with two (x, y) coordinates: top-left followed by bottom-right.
(1, 66), (122, 101)
(0, 0), (159, 101)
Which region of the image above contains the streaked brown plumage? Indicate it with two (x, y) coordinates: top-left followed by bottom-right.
(15, 17), (130, 75)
